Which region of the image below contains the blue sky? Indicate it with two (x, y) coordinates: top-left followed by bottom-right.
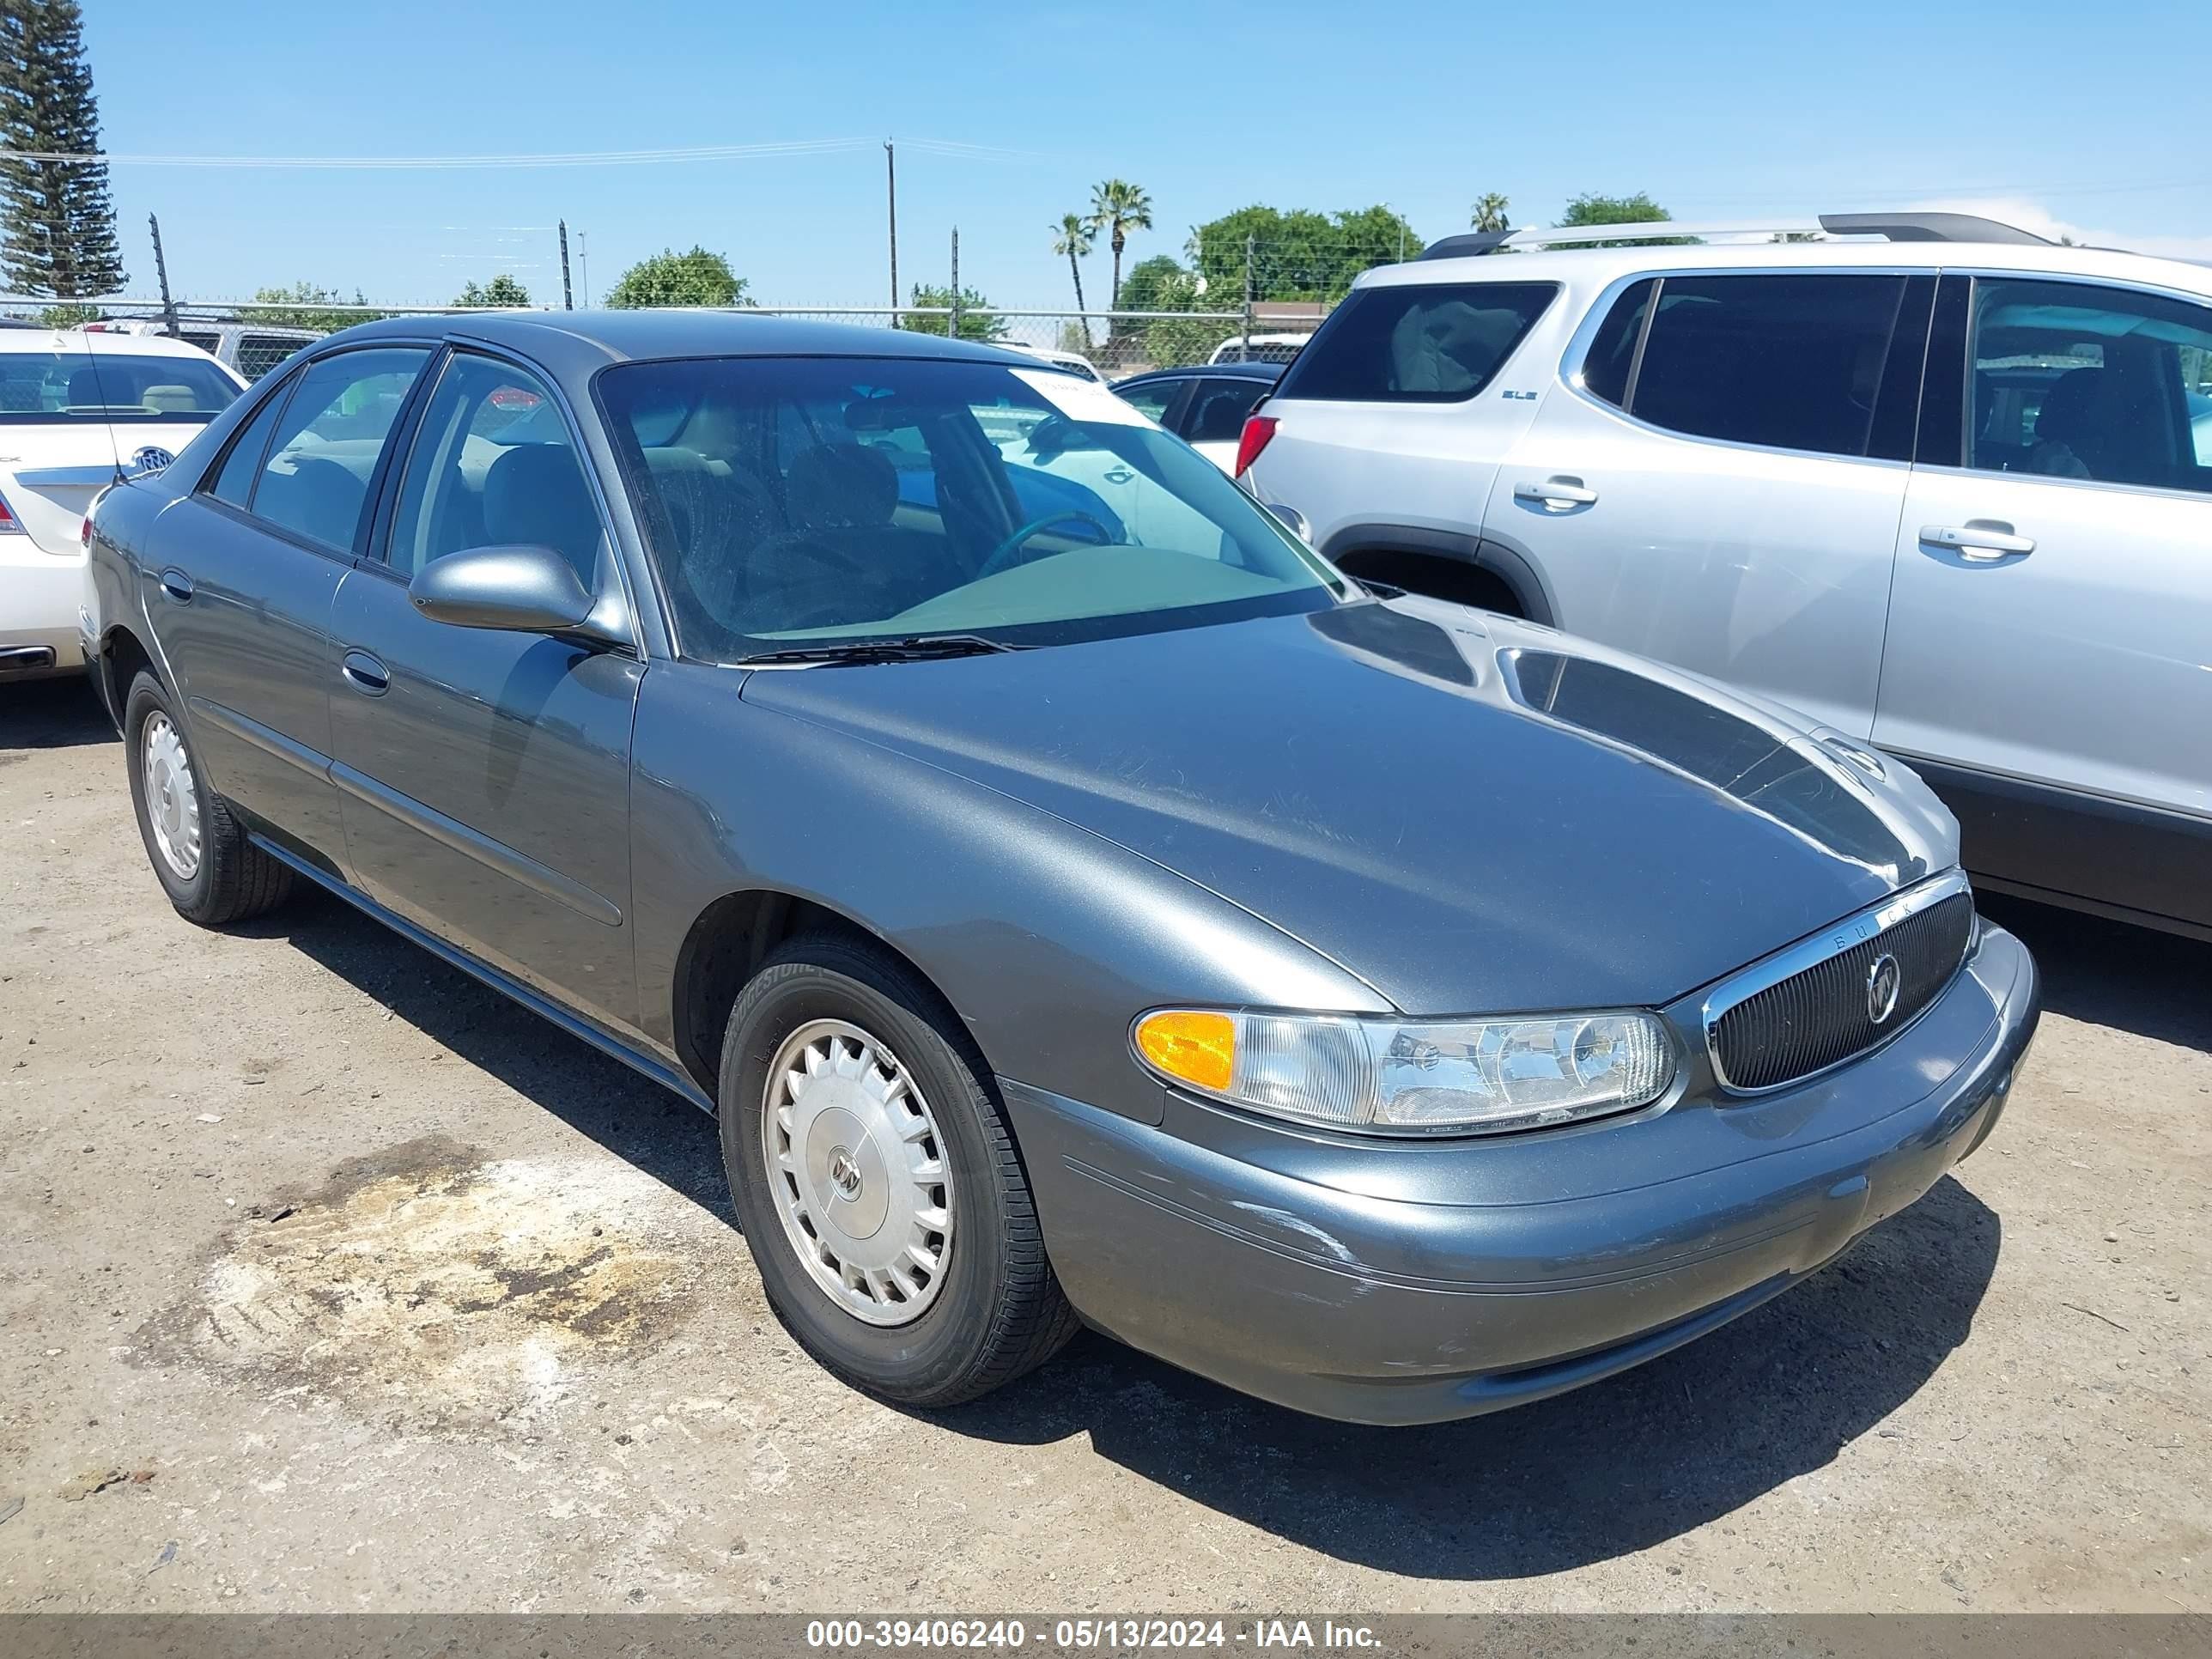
(81, 0), (2212, 311)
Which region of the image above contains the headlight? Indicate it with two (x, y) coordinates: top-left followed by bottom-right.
(1133, 1007), (1674, 1135)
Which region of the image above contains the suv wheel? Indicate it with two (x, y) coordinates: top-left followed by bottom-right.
(719, 933), (1079, 1407)
(123, 670), (293, 926)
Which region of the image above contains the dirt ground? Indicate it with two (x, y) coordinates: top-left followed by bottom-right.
(3, 675), (2207, 1615)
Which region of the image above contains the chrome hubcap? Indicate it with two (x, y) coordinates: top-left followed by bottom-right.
(142, 713), (202, 881)
(762, 1018), (953, 1327)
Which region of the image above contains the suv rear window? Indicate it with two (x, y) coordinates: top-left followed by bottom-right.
(1274, 283), (1557, 404)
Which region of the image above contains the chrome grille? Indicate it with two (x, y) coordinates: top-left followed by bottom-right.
(1706, 878), (1976, 1094)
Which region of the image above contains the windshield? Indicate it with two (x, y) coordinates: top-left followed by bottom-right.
(597, 355), (1346, 657)
(0, 349), (240, 424)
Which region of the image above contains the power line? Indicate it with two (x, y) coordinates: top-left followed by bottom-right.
(0, 136), (1038, 169)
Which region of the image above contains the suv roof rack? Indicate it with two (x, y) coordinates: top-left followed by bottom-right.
(1417, 211), (2057, 260)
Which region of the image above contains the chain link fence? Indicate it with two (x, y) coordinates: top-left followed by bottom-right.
(0, 295), (1330, 383)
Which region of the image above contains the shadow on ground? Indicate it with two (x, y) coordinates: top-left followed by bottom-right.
(250, 878), (2061, 1581)
(2, 676), (114, 750)
(1978, 894), (2209, 1054)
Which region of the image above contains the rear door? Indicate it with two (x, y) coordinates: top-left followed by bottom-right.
(326, 349), (643, 1030)
(149, 344), (432, 867)
(1874, 273), (2212, 928)
(1489, 271), (1932, 736)
(1243, 277), (1561, 552)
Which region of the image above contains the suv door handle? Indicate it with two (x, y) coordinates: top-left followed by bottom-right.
(340, 648), (390, 696)
(158, 568), (194, 605)
(1514, 477), (1598, 511)
(1920, 523), (2034, 562)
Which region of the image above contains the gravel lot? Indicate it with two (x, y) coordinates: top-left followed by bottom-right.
(2, 674), (2206, 1614)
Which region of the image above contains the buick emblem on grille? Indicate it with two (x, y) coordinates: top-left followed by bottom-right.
(1866, 953), (1902, 1025)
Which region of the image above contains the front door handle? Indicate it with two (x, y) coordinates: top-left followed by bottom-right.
(340, 648), (390, 696)
(158, 568), (194, 605)
(1103, 467), (1134, 484)
(1920, 522), (2034, 562)
(1514, 477), (1599, 511)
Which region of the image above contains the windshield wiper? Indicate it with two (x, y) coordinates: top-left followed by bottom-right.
(736, 633), (1024, 667)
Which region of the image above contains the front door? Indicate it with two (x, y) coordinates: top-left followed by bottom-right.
(325, 349), (644, 1030)
(1492, 272), (1933, 737)
(1874, 274), (2212, 928)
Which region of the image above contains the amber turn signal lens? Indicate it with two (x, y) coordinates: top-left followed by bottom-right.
(1133, 1010), (1237, 1093)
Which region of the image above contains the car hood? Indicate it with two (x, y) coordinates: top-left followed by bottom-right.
(738, 599), (1959, 1014)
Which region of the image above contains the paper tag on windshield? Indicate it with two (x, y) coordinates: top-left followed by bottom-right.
(1012, 368), (1153, 428)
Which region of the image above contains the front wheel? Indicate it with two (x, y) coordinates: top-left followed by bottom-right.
(122, 670), (293, 927)
(719, 933), (1079, 1407)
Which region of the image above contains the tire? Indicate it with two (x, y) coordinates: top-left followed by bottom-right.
(123, 669), (294, 927)
(720, 933), (1079, 1407)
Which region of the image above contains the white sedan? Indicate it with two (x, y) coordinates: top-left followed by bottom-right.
(1, 329), (245, 680)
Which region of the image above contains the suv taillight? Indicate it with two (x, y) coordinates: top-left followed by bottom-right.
(1233, 413), (1279, 478)
(0, 489), (22, 535)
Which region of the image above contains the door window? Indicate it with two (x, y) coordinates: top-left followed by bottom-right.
(1966, 278), (2212, 495)
(1116, 380), (1182, 423)
(206, 375), (295, 507)
(386, 354), (605, 582)
(246, 348), (429, 550)
(1626, 275), (1922, 460)
(1183, 379), (1271, 444)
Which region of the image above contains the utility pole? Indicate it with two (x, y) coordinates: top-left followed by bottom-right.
(577, 231), (591, 307)
(948, 228), (960, 341)
(148, 214), (180, 337)
(884, 139), (899, 324)
(1243, 231), (1256, 362)
(558, 221), (574, 310)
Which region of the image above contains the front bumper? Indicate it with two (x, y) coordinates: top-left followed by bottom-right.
(1003, 921), (2039, 1425)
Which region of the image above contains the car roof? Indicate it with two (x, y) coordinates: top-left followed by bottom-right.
(1362, 237), (2212, 302)
(1118, 360), (1285, 386)
(10, 326), (238, 359)
(331, 307), (1040, 368)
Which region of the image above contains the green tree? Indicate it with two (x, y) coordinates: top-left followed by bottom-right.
(454, 273), (531, 307)
(1087, 179), (1152, 311)
(1188, 204), (1418, 303)
(36, 299), (94, 325)
(1049, 211), (1093, 314)
(0, 0), (125, 298)
(603, 246), (748, 308)
(896, 283), (1006, 343)
(1470, 192), (1510, 232)
(1112, 253), (1188, 316)
(1557, 191), (1694, 246)
(1124, 265), (1236, 368)
(238, 282), (384, 334)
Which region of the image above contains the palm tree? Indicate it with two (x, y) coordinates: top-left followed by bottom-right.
(1088, 179), (1153, 312)
(1471, 192), (1511, 233)
(1050, 212), (1094, 314)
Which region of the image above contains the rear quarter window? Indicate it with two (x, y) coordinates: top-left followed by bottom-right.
(1273, 282), (1557, 404)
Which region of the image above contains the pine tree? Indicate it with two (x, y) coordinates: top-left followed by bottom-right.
(0, 0), (125, 299)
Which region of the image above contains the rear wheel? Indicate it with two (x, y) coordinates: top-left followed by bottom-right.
(123, 670), (293, 927)
(719, 933), (1078, 1407)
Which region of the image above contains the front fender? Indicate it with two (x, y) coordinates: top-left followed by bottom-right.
(627, 661), (1392, 1124)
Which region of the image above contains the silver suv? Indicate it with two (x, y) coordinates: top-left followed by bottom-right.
(1243, 212), (2212, 940)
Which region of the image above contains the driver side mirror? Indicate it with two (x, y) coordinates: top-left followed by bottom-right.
(1265, 502), (1311, 543)
(407, 544), (596, 635)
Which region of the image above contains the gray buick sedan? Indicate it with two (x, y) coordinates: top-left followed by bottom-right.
(82, 313), (2039, 1425)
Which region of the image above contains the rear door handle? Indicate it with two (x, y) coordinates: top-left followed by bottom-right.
(340, 648), (390, 696)
(1514, 477), (1599, 510)
(1920, 523), (2034, 562)
(158, 568), (194, 605)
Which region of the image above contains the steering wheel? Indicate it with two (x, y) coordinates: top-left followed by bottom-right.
(975, 512), (1114, 581)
